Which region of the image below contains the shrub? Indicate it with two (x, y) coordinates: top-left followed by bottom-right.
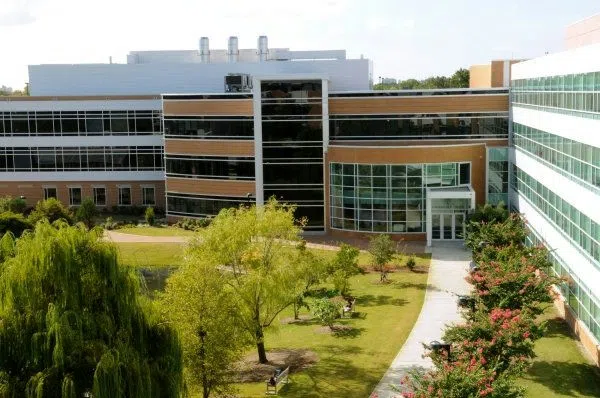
(0, 211), (33, 237)
(76, 198), (98, 229)
(145, 207), (156, 226)
(28, 198), (73, 225)
(174, 217), (211, 231)
(102, 217), (119, 230)
(0, 196), (27, 214)
(405, 256), (416, 271)
(312, 298), (343, 330)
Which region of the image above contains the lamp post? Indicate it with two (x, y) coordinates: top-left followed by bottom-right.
(246, 192), (253, 207)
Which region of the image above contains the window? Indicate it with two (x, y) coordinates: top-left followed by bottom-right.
(43, 187), (57, 200)
(69, 187), (82, 206)
(118, 186), (131, 206)
(142, 186), (155, 206)
(93, 187), (106, 206)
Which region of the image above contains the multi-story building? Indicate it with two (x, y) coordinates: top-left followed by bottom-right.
(510, 30), (600, 363)
(1, 36), (510, 246)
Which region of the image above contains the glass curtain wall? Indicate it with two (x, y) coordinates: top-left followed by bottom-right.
(487, 147), (509, 205)
(261, 80), (324, 231)
(330, 162), (471, 233)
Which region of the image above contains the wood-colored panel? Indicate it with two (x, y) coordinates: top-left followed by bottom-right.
(329, 95), (509, 115)
(330, 139), (508, 147)
(166, 177), (255, 196)
(327, 144), (487, 206)
(165, 139), (255, 156)
(0, 180), (165, 208)
(163, 100), (253, 116)
(491, 61), (505, 88)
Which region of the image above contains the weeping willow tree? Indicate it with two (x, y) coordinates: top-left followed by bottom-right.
(0, 221), (183, 398)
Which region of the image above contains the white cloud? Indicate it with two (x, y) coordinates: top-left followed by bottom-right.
(0, 0), (41, 26)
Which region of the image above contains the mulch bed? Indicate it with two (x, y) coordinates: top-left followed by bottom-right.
(233, 348), (318, 383)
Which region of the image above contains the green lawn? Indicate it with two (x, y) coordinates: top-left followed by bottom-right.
(115, 242), (186, 268)
(115, 226), (196, 237)
(231, 267), (430, 398)
(520, 307), (600, 397)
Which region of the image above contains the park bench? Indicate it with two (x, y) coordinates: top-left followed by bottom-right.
(342, 298), (356, 318)
(265, 366), (290, 395)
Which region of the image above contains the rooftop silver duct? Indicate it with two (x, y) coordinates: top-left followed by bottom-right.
(258, 35), (268, 62)
(227, 36), (239, 63)
(199, 37), (210, 63)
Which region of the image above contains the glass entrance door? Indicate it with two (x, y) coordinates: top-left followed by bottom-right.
(432, 212), (466, 240)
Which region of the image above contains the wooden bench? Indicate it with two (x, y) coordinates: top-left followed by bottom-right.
(265, 366), (290, 395)
(342, 298), (356, 318)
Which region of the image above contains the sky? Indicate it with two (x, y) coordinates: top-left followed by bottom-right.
(0, 0), (599, 90)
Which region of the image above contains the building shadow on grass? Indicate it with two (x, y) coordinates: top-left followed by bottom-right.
(358, 295), (409, 307)
(523, 361), (600, 397)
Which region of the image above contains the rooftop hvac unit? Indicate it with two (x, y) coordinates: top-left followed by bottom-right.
(224, 73), (252, 92)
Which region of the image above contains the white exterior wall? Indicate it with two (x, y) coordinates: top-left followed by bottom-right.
(512, 42), (600, 79)
(510, 44), (600, 344)
(0, 99), (161, 112)
(512, 106), (600, 149)
(29, 59), (372, 96)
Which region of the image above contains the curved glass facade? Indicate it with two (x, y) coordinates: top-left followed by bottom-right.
(330, 162), (471, 233)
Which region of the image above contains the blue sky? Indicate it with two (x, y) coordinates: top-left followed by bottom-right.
(0, 0), (598, 89)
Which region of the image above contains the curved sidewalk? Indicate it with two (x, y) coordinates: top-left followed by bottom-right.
(371, 242), (471, 398)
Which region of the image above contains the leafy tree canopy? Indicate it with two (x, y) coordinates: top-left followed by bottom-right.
(0, 222), (183, 397)
(374, 68), (470, 90)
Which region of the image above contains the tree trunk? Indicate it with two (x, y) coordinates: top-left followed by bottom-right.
(256, 327), (268, 364)
(293, 301), (299, 320)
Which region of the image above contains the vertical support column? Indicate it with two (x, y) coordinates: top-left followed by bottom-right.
(322, 78), (329, 232)
(426, 189), (432, 247)
(252, 77), (264, 206)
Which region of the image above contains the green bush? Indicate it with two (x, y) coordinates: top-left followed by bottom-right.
(405, 256), (416, 271)
(0, 196), (28, 214)
(102, 217), (119, 230)
(28, 198), (73, 225)
(145, 207), (155, 226)
(76, 198), (98, 229)
(174, 217), (210, 231)
(0, 212), (33, 237)
(311, 298), (343, 330)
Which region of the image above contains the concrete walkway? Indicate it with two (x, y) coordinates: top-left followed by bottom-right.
(371, 241), (472, 398)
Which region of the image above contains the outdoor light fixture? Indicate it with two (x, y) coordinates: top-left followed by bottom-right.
(429, 340), (451, 357)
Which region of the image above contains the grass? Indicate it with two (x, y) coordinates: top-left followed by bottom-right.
(115, 242), (186, 268)
(114, 226), (196, 237)
(520, 306), (600, 398)
(231, 265), (431, 398)
(115, 240), (432, 397)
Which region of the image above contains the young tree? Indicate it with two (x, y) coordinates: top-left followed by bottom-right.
(0, 222), (183, 397)
(190, 199), (303, 364)
(328, 243), (360, 296)
(290, 242), (326, 320)
(312, 298), (343, 330)
(145, 207), (156, 226)
(28, 197), (73, 225)
(76, 197), (98, 229)
(160, 260), (247, 398)
(368, 234), (396, 282)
